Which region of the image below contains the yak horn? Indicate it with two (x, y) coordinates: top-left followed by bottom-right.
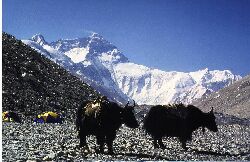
(210, 107), (214, 113)
(125, 101), (129, 107)
(132, 100), (136, 107)
(202, 127), (205, 134)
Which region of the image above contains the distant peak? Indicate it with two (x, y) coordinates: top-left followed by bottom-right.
(31, 34), (47, 45)
(196, 68), (209, 74)
(32, 34), (45, 41)
(89, 32), (103, 39)
(201, 68), (209, 72)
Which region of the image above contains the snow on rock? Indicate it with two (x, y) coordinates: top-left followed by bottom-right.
(65, 47), (89, 63)
(22, 33), (241, 105)
(114, 62), (240, 105)
(31, 34), (47, 46)
(22, 33), (130, 103)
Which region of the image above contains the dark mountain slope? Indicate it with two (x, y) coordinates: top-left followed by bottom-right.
(193, 74), (250, 118)
(2, 32), (99, 118)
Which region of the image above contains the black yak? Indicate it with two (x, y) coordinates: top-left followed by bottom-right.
(143, 104), (218, 150)
(76, 97), (139, 154)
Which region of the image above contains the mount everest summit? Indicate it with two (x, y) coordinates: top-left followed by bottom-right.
(22, 33), (241, 105)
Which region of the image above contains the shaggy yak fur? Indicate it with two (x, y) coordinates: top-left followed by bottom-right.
(143, 104), (218, 150)
(76, 97), (139, 154)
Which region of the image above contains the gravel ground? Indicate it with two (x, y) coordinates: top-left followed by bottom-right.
(2, 120), (250, 161)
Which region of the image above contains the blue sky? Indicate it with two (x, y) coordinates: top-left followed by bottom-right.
(3, 0), (250, 76)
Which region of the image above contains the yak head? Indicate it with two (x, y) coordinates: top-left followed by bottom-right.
(122, 100), (139, 128)
(203, 107), (218, 132)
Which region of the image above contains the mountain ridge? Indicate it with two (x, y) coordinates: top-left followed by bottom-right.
(193, 74), (250, 118)
(22, 33), (241, 105)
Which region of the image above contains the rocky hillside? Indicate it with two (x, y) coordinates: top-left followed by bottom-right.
(193, 74), (250, 118)
(2, 32), (99, 118)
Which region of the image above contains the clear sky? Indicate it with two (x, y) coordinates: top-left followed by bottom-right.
(3, 0), (250, 76)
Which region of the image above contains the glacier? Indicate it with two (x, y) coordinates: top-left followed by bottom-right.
(22, 33), (241, 105)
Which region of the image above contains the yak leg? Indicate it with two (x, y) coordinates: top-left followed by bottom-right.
(179, 137), (187, 150)
(79, 124), (87, 148)
(78, 117), (88, 148)
(158, 138), (166, 149)
(106, 133), (116, 154)
(79, 135), (87, 147)
(153, 137), (159, 148)
(181, 142), (187, 150)
(96, 135), (105, 153)
(153, 136), (165, 149)
(79, 129), (87, 148)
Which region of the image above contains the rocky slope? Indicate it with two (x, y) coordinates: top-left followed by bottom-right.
(2, 121), (250, 161)
(193, 74), (250, 118)
(22, 33), (241, 105)
(2, 102), (250, 161)
(2, 32), (99, 118)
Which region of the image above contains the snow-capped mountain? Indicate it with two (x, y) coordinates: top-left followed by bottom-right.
(22, 33), (241, 105)
(115, 64), (240, 104)
(23, 33), (130, 104)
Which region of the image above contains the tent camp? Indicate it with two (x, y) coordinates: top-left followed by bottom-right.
(2, 111), (21, 122)
(34, 111), (63, 123)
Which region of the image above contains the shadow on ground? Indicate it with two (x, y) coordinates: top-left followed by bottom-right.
(192, 148), (250, 157)
(103, 152), (171, 160)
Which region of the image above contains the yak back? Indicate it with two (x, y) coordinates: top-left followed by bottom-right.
(84, 102), (102, 117)
(77, 99), (124, 135)
(78, 97), (109, 120)
(98, 101), (123, 131)
(150, 104), (203, 120)
(144, 104), (204, 137)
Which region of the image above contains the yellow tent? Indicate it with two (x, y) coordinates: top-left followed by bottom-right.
(2, 111), (21, 122)
(38, 111), (58, 120)
(35, 111), (62, 123)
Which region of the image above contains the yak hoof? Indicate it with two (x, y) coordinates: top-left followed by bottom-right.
(96, 148), (104, 154)
(79, 144), (85, 148)
(82, 147), (91, 154)
(153, 143), (159, 149)
(154, 145), (158, 149)
(182, 145), (188, 151)
(79, 144), (88, 150)
(181, 142), (187, 150)
(108, 150), (114, 155)
(160, 145), (166, 150)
